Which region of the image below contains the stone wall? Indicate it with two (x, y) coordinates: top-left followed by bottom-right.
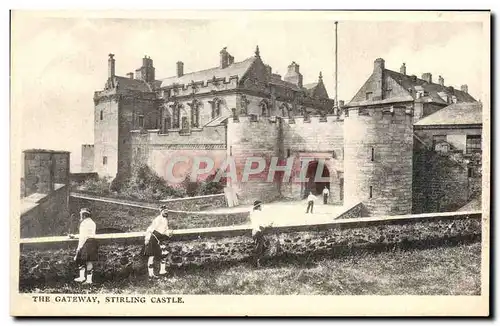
(69, 193), (240, 234)
(334, 202), (365, 219)
(80, 144), (95, 173)
(23, 150), (70, 196)
(19, 211), (481, 286)
(344, 106), (413, 217)
(226, 115), (281, 204)
(21, 185), (71, 238)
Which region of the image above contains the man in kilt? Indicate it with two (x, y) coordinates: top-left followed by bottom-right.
(250, 200), (273, 268)
(68, 208), (98, 284)
(144, 205), (173, 278)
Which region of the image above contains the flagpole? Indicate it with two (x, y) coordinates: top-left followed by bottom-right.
(335, 21), (338, 110)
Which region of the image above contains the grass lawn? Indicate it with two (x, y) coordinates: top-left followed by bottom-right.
(26, 242), (481, 295)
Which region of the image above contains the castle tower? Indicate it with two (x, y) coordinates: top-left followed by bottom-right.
(343, 105), (413, 216)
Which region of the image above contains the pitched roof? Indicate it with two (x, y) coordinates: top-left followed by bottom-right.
(303, 82), (319, 96)
(414, 102), (482, 126)
(114, 76), (154, 92)
(160, 57), (256, 88)
(385, 70), (476, 104)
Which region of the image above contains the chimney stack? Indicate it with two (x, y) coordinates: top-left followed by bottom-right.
(461, 84), (468, 94)
(374, 58), (385, 72)
(283, 61), (303, 88)
(422, 73), (432, 84)
(108, 53), (115, 79)
(220, 47), (229, 69)
(438, 75), (444, 86)
(126, 72), (134, 79)
(400, 63), (406, 75)
(177, 61), (184, 77)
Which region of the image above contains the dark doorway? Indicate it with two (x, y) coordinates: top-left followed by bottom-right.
(303, 160), (330, 198)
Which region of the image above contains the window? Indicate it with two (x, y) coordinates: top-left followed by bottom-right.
(432, 135), (446, 150)
(102, 156), (107, 165)
(466, 135), (481, 154)
(371, 147), (375, 162)
(230, 146), (233, 156)
(173, 106), (180, 129)
(287, 149), (291, 158)
(211, 99), (222, 119)
(137, 115), (144, 128)
(468, 167), (474, 178)
(192, 104), (200, 128)
(181, 116), (189, 130)
(100, 110), (103, 120)
(366, 92), (373, 100)
(384, 89), (392, 98)
(369, 186), (373, 199)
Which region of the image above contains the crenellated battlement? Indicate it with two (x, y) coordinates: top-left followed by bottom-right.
(230, 114), (344, 125)
(344, 105), (414, 122)
(162, 76), (240, 98)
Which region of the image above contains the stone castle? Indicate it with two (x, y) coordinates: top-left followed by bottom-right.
(82, 46), (482, 217)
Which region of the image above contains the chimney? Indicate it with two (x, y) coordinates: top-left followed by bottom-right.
(422, 73), (432, 84)
(438, 75), (444, 86)
(176, 61), (184, 77)
(220, 47), (229, 69)
(228, 55), (234, 65)
(283, 61), (303, 88)
(461, 84), (468, 94)
(374, 58), (385, 72)
(400, 63), (406, 75)
(126, 72), (134, 79)
(108, 53), (115, 78)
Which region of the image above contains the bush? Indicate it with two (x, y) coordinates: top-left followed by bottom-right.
(119, 163), (186, 201)
(196, 169), (226, 196)
(77, 176), (113, 196)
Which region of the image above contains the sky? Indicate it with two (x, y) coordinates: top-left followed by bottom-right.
(11, 12), (487, 172)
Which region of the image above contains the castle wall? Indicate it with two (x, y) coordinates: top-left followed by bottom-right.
(131, 127), (227, 183)
(344, 106), (413, 216)
(81, 144), (95, 173)
(227, 115), (281, 203)
(279, 115), (345, 201)
(413, 125), (482, 213)
(23, 150), (70, 196)
(94, 93), (119, 178)
(118, 93), (157, 178)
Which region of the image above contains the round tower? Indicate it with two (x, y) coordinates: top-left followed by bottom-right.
(343, 106), (413, 216)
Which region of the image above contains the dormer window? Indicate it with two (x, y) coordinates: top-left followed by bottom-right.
(365, 92), (373, 100)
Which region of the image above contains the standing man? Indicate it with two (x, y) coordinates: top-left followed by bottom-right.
(144, 205), (173, 278)
(250, 200), (273, 268)
(322, 186), (330, 204)
(68, 208), (98, 284)
(306, 191), (317, 213)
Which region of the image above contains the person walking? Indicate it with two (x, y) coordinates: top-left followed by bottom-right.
(250, 200), (273, 268)
(322, 186), (330, 204)
(143, 205), (172, 278)
(68, 208), (98, 284)
(306, 191), (317, 213)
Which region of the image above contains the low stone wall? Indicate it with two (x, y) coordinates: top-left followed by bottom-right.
(21, 185), (71, 238)
(334, 202), (364, 219)
(19, 211), (481, 287)
(69, 173), (98, 184)
(69, 194), (247, 233)
(160, 194), (227, 211)
(71, 191), (227, 211)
